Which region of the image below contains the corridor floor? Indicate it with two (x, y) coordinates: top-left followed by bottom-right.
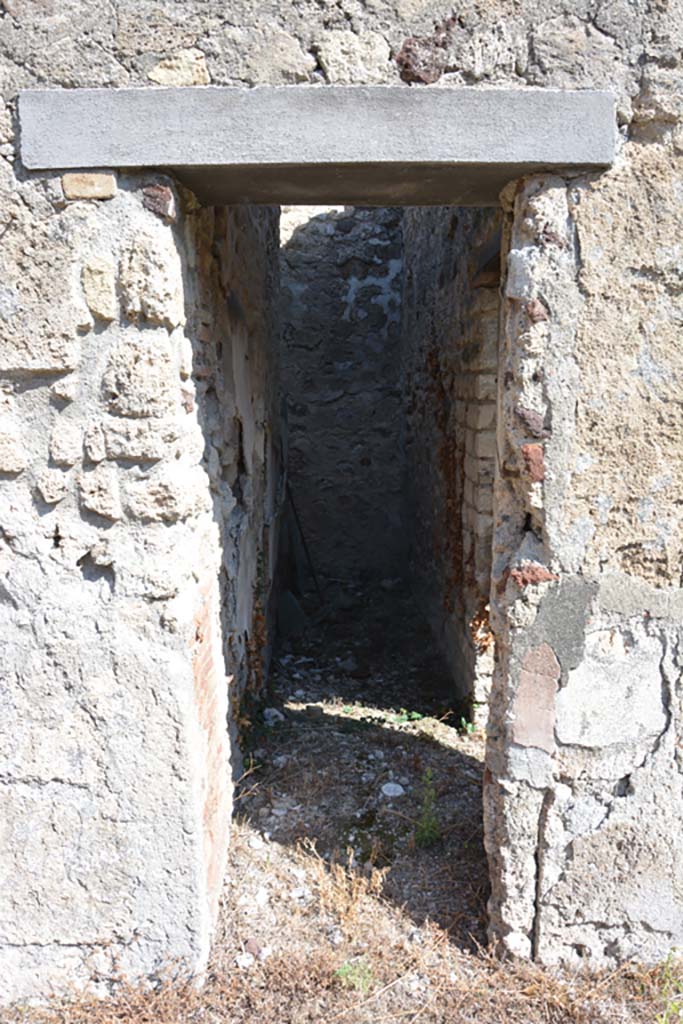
(232, 579), (488, 955)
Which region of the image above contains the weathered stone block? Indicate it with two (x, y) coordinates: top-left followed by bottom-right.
(49, 422), (82, 467)
(102, 335), (177, 419)
(83, 422), (106, 463)
(528, 14), (621, 90)
(79, 464), (122, 521)
(81, 257), (117, 322)
(119, 235), (185, 330)
(50, 376), (79, 404)
(315, 31), (393, 84)
(35, 467), (69, 504)
(0, 426), (26, 474)
(147, 48), (210, 86)
(62, 172), (116, 200)
(125, 465), (208, 523)
(103, 419), (180, 462)
(203, 27), (316, 85)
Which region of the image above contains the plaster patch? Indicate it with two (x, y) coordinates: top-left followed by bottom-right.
(555, 627), (666, 750)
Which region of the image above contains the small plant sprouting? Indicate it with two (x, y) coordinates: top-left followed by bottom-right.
(335, 957), (374, 994)
(655, 953), (683, 1024)
(415, 768), (441, 848)
(392, 707), (425, 725)
(459, 715), (476, 735)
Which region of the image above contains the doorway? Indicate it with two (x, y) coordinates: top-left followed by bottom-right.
(227, 200), (502, 956)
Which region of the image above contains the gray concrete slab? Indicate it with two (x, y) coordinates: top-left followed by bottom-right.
(19, 86), (615, 206)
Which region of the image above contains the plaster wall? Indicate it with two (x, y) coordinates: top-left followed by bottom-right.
(485, 143), (683, 966)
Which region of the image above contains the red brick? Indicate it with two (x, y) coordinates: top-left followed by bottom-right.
(521, 442), (545, 482)
(510, 643), (560, 754)
(142, 183), (177, 223)
(510, 561), (559, 588)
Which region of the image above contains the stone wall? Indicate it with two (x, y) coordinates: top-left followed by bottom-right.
(279, 205), (405, 587)
(199, 204), (283, 705)
(485, 141), (683, 966)
(0, 166), (281, 1002)
(1, 0), (682, 1001)
(401, 207), (501, 720)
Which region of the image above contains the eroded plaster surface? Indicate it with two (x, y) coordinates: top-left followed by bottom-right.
(485, 159), (683, 965)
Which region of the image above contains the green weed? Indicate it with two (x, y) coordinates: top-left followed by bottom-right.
(335, 957), (374, 994)
(656, 954), (683, 1024)
(415, 768), (441, 848)
(392, 708), (425, 725)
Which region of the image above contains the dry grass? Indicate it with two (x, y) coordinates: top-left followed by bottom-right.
(9, 938), (681, 1024)
(8, 824), (682, 1024)
(303, 838), (388, 935)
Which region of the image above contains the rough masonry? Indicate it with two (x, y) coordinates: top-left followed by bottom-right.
(0, 0), (682, 1005)
(279, 204), (406, 585)
(0, 175), (281, 1000)
(401, 206), (501, 721)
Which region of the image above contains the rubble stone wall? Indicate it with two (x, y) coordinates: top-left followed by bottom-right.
(485, 137), (683, 966)
(401, 207), (501, 720)
(0, 164), (281, 1002)
(279, 205), (405, 586)
(1, 0), (682, 1001)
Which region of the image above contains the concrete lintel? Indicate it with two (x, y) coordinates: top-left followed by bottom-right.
(19, 86), (615, 206)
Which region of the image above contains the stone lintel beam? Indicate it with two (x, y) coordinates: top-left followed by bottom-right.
(19, 86), (615, 206)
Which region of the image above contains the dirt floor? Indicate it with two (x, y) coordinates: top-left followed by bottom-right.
(10, 582), (683, 1023)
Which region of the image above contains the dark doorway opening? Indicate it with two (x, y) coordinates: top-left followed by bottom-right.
(232, 201), (502, 953)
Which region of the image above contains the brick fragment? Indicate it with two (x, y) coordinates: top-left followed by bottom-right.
(142, 185), (177, 224)
(511, 643), (560, 753)
(521, 442), (545, 482)
(537, 223), (566, 248)
(394, 15), (456, 84)
(515, 405), (549, 439)
(510, 561), (559, 588)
